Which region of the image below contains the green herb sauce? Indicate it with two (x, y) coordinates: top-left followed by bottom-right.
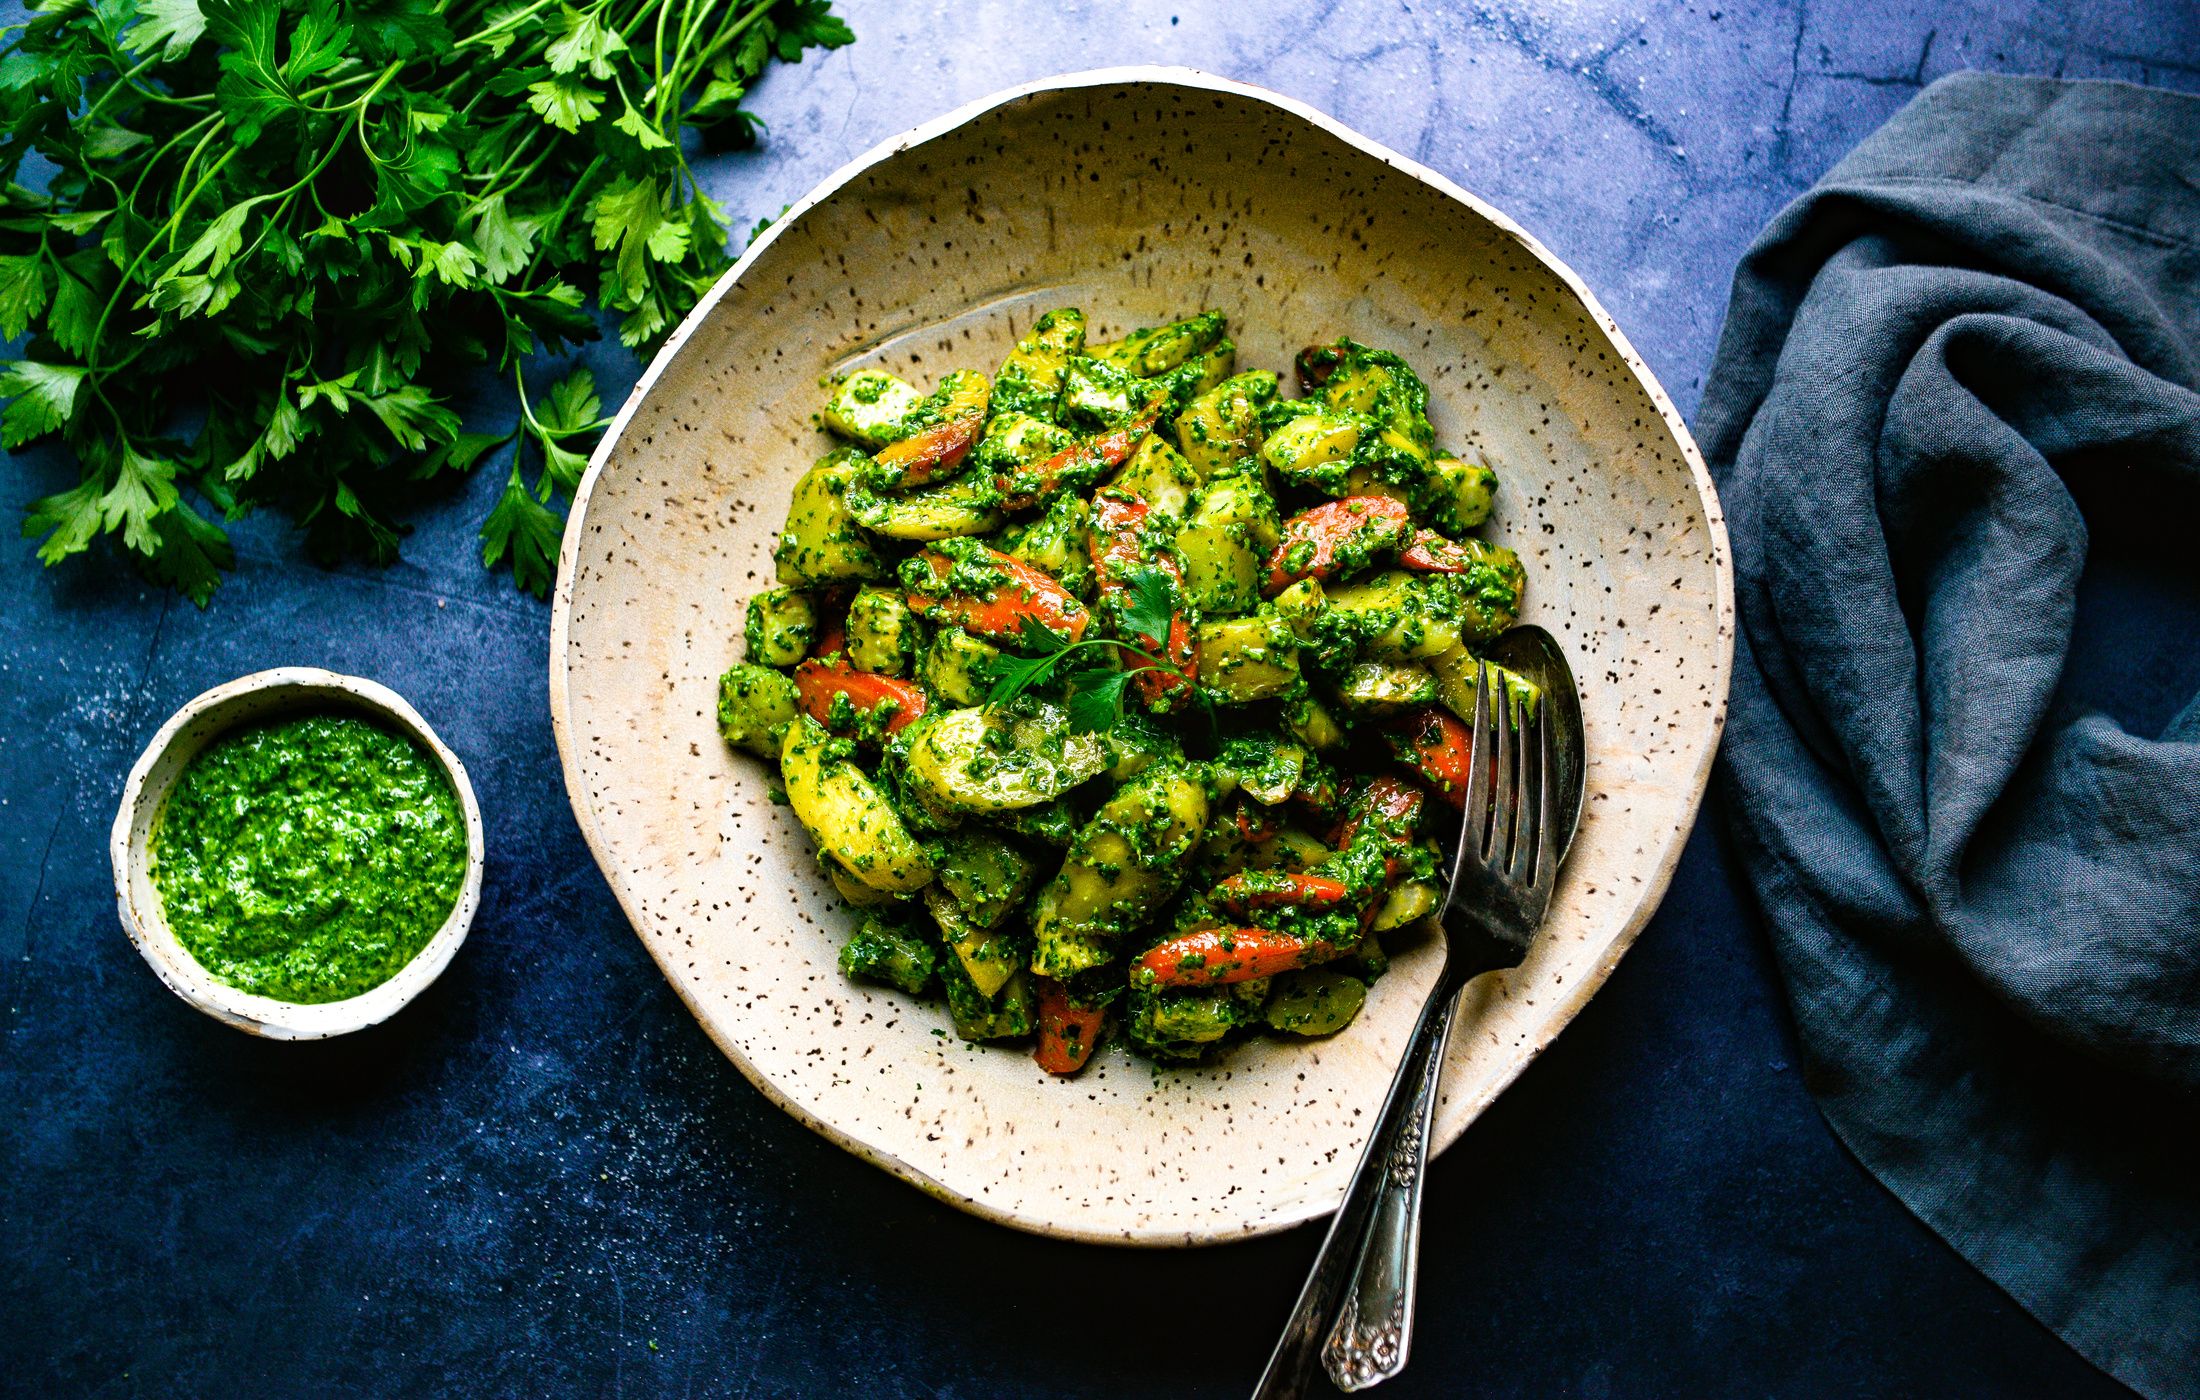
(151, 714), (467, 1004)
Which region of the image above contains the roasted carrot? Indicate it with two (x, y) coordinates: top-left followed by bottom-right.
(905, 546), (1089, 646)
(871, 415), (983, 488)
(1137, 926), (1332, 987)
(1391, 707), (1473, 807)
(1398, 528), (1478, 574)
(995, 392), (1166, 509)
(1264, 495), (1412, 594)
(793, 660), (929, 736)
(1089, 489), (1197, 707)
(1209, 871), (1355, 920)
(1033, 977), (1107, 1075)
(1233, 801), (1284, 844)
(1331, 773), (1426, 847)
(869, 375), (990, 489)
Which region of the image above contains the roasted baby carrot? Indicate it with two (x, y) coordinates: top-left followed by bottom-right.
(1391, 707), (1473, 807)
(904, 544), (1089, 646)
(793, 660), (930, 736)
(995, 392), (1166, 509)
(1033, 977), (1107, 1075)
(1264, 495), (1412, 594)
(1209, 871), (1354, 920)
(1137, 926), (1333, 987)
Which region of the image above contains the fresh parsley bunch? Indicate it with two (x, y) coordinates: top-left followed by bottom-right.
(0, 0), (850, 601)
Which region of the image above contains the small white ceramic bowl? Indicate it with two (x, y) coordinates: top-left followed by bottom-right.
(110, 667), (485, 1039)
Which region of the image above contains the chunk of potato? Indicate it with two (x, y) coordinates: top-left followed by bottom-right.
(1178, 471), (1280, 615)
(992, 308), (1087, 421)
(744, 587), (815, 667)
(717, 664), (798, 757)
(822, 370), (924, 447)
(901, 704), (1108, 813)
(1327, 570), (1461, 661)
(780, 716), (932, 893)
(845, 587), (920, 676)
(845, 472), (1003, 541)
(919, 628), (1003, 707)
(774, 449), (885, 585)
(1261, 969), (1369, 1037)
(925, 885), (1023, 999)
(1031, 763), (1209, 978)
(1197, 614), (1301, 702)
(1109, 434), (1201, 520)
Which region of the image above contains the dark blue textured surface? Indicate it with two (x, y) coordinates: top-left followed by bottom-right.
(5, 4), (2197, 1396)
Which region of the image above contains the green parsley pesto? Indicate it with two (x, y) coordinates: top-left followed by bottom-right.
(151, 714), (467, 1004)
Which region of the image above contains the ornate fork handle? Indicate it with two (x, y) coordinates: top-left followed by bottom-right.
(1321, 977), (1463, 1390)
(1251, 965), (1467, 1400)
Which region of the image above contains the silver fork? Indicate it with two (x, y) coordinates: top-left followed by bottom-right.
(1255, 633), (1581, 1398)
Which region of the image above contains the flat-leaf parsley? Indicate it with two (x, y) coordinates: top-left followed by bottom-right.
(0, 0), (852, 601)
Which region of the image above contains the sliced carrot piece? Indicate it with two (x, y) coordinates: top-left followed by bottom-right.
(995, 392), (1165, 509)
(1264, 495), (1412, 594)
(905, 546), (1089, 646)
(1209, 871), (1355, 920)
(870, 376), (990, 489)
(1391, 707), (1473, 808)
(871, 415), (983, 488)
(1137, 927), (1329, 987)
(1033, 977), (1107, 1075)
(793, 661), (929, 736)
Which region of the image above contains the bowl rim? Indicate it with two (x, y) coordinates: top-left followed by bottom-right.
(109, 666), (486, 1040)
(548, 65), (1735, 1244)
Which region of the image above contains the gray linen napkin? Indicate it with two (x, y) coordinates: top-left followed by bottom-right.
(1696, 72), (2200, 1397)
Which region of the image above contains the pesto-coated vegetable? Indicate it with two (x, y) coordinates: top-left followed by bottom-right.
(717, 664), (800, 757)
(781, 716), (932, 893)
(823, 370), (926, 447)
(993, 309), (1088, 421)
(919, 628), (1004, 707)
(776, 449), (888, 586)
(1179, 470), (1281, 614)
(1262, 968), (1369, 1036)
(846, 588), (921, 676)
(720, 311), (1535, 1066)
(839, 911), (938, 995)
(744, 588), (817, 667)
(901, 703), (1109, 814)
(1196, 614), (1302, 702)
(942, 959), (1038, 1042)
(1175, 370), (1279, 476)
(1031, 761), (1209, 978)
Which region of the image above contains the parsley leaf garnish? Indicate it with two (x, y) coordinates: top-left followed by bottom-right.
(0, 0), (855, 604)
(978, 566), (1207, 734)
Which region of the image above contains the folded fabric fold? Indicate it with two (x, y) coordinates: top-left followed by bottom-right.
(1698, 72), (2200, 1398)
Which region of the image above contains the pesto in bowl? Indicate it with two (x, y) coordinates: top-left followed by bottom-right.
(150, 713), (468, 1005)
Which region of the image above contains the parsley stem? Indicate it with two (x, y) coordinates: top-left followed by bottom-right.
(451, 0), (562, 52)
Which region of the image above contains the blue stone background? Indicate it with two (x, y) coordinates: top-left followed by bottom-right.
(5, 2), (2198, 1395)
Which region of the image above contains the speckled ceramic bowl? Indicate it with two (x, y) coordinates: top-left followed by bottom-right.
(550, 68), (1732, 1244)
(111, 668), (486, 1040)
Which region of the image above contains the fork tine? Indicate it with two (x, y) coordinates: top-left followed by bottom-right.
(1461, 659), (1493, 853)
(1486, 666), (1514, 862)
(1509, 697), (1543, 884)
(1530, 690), (1558, 898)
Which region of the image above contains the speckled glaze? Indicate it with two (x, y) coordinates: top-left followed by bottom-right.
(549, 69), (1732, 1245)
(111, 668), (487, 1040)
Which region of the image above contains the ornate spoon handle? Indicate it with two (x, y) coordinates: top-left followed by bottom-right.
(1251, 971), (1464, 1399)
